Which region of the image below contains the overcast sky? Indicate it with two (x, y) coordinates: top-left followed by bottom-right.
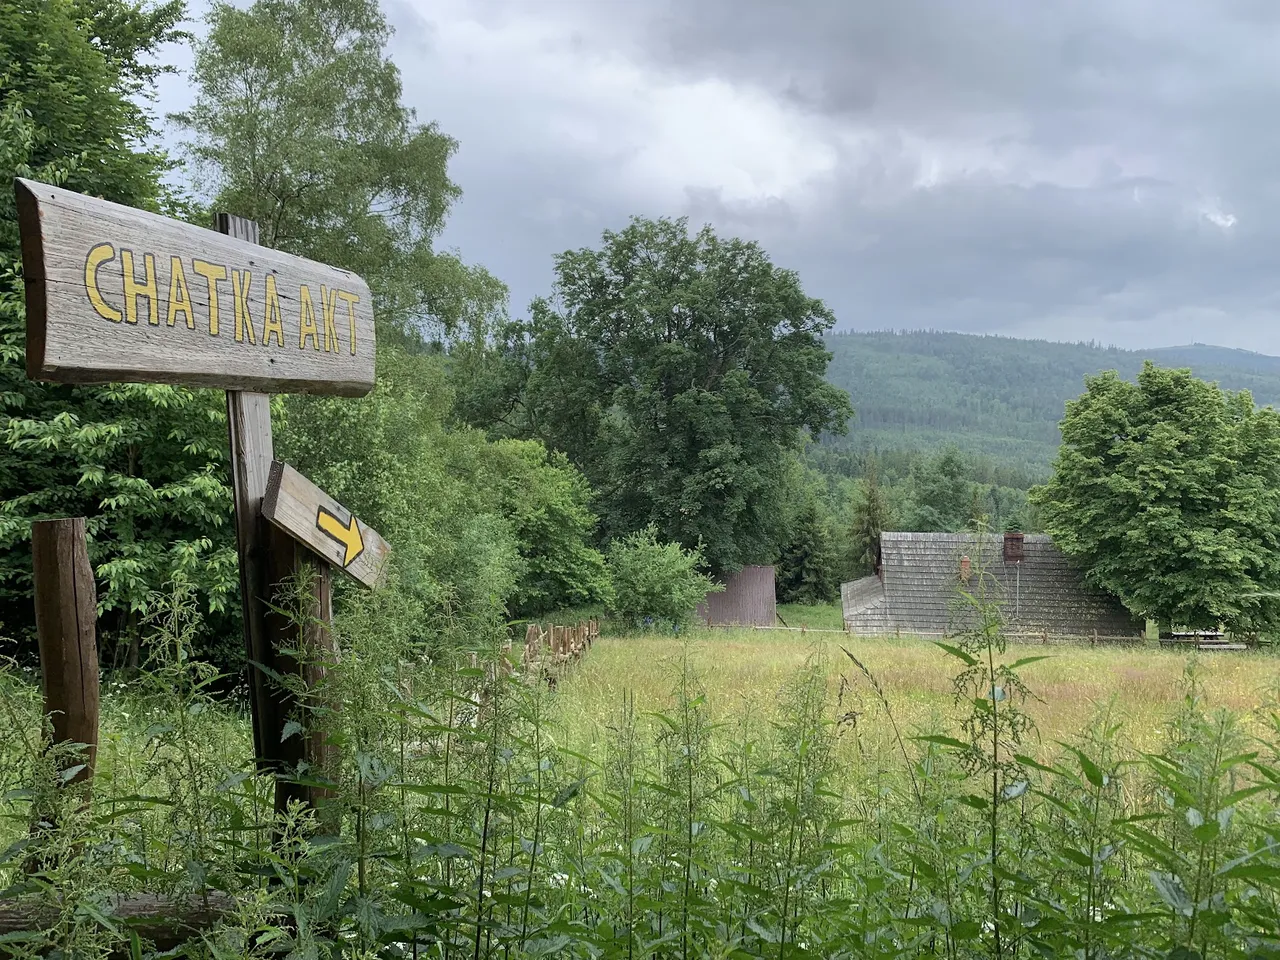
(157, 0), (1280, 354)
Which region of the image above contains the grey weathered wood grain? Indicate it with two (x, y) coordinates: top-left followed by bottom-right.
(15, 178), (375, 395)
(273, 554), (342, 828)
(262, 461), (391, 589)
(226, 388), (291, 768)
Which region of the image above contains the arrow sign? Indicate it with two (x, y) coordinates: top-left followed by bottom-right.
(316, 506), (365, 567)
(262, 461), (390, 588)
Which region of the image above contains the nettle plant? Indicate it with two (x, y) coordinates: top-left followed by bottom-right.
(922, 541), (1044, 959)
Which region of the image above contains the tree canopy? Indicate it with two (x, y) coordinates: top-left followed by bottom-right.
(173, 0), (505, 340)
(459, 216), (852, 574)
(1031, 362), (1280, 633)
(849, 458), (890, 576)
(178, 0), (608, 638)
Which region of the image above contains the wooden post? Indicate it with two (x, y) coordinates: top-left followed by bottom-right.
(218, 213), (336, 822)
(273, 557), (340, 827)
(31, 518), (99, 784)
(0, 892), (237, 951)
(219, 213), (279, 767)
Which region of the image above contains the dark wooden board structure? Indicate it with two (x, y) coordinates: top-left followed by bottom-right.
(15, 178), (376, 395)
(262, 460), (391, 589)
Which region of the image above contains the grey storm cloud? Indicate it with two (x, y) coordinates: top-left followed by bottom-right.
(169, 0), (1280, 352)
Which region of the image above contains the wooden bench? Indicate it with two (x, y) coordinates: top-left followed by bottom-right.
(1159, 631), (1247, 651)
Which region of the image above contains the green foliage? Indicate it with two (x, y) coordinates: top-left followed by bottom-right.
(175, 0), (607, 631)
(10, 606), (1280, 957)
(458, 216), (852, 574)
(938, 542), (1036, 957)
(908, 448), (973, 532)
(810, 443), (1033, 540)
(277, 348), (510, 636)
(850, 457), (891, 575)
(173, 0), (506, 339)
(0, 0), (237, 664)
(1032, 362), (1280, 633)
(776, 491), (839, 604)
(0, 0), (185, 231)
(1, 378), (239, 659)
(480, 439), (611, 618)
(606, 525), (718, 629)
(823, 329), (1280, 477)
(278, 347), (610, 629)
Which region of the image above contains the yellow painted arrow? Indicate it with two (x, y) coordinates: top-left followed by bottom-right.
(316, 506), (365, 567)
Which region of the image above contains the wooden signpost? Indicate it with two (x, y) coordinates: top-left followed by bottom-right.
(14, 178), (391, 825)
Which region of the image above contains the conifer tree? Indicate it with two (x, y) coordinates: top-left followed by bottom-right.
(850, 458), (890, 576)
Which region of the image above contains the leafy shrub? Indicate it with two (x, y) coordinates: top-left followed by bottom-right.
(606, 525), (718, 629)
(482, 439), (612, 618)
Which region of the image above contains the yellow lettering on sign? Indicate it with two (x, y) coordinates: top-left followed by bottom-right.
(298, 284), (320, 350)
(167, 256), (194, 329)
(192, 260), (228, 336)
(321, 285), (340, 353)
(337, 290), (360, 355)
(120, 249), (159, 325)
(261, 274), (285, 347)
(231, 269), (256, 344)
(84, 243), (122, 323)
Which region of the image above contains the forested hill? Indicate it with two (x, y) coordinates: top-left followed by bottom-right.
(823, 331), (1280, 475)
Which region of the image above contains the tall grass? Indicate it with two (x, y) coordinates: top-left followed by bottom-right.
(4, 587), (1280, 957)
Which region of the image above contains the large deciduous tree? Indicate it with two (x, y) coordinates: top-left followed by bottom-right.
(907, 449), (972, 532)
(179, 0), (608, 625)
(1031, 362), (1280, 633)
(1, 0), (241, 667)
(463, 217), (852, 574)
(173, 0), (505, 340)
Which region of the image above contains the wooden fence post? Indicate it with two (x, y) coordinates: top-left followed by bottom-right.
(31, 518), (99, 785)
(219, 213), (281, 769)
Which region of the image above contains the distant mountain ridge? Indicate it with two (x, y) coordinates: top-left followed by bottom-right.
(822, 331), (1280, 476)
(1146, 343), (1280, 375)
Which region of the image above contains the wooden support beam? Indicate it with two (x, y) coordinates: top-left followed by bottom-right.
(221, 212), (284, 771)
(219, 213), (336, 823)
(227, 389), (284, 768)
(31, 518), (99, 785)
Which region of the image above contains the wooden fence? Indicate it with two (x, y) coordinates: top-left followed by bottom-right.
(520, 619), (600, 688)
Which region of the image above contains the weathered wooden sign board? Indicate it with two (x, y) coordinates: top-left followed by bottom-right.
(263, 461), (390, 589)
(15, 178), (376, 396)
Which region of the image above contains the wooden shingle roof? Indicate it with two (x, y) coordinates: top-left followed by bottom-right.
(843, 532), (1141, 638)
